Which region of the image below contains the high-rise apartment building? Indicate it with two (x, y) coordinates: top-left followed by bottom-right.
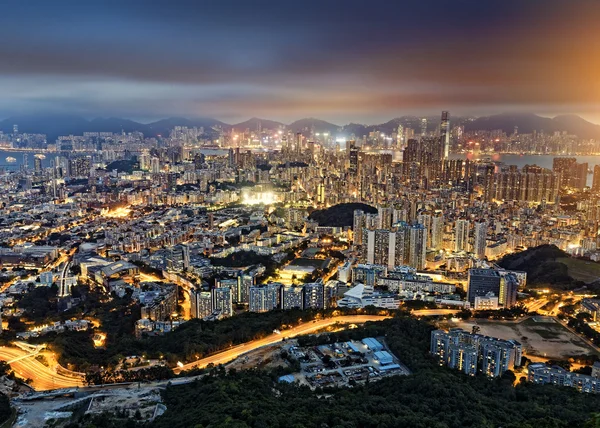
(473, 220), (487, 259)
(249, 284), (280, 313)
(190, 288), (212, 319)
(455, 219), (470, 252)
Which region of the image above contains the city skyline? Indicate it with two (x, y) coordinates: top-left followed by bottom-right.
(1, 0), (600, 123)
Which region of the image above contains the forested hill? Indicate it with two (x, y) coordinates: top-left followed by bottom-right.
(308, 203), (377, 227)
(149, 316), (600, 428)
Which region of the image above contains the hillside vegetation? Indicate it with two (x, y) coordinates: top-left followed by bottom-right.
(308, 203), (377, 228)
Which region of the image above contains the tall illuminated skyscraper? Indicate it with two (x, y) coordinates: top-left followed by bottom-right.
(420, 118), (427, 137)
(440, 111), (450, 159)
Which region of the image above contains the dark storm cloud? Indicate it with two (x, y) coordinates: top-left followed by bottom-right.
(0, 0), (599, 122)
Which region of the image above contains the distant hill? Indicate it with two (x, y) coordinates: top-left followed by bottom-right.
(463, 113), (600, 139)
(288, 118), (340, 134)
(308, 203), (377, 228)
(2, 112), (599, 142)
(231, 117), (284, 132)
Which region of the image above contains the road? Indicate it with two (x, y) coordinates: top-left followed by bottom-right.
(0, 347), (84, 391)
(174, 315), (390, 373)
(411, 309), (460, 317)
(59, 260), (72, 297)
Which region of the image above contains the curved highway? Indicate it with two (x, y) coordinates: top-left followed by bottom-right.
(0, 347), (84, 390)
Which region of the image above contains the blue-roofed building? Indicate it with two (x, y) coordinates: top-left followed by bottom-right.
(374, 350), (394, 365)
(379, 363), (401, 371)
(362, 337), (383, 351)
(346, 342), (361, 353)
(278, 374), (295, 383)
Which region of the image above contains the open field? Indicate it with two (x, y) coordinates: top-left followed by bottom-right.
(443, 316), (599, 359)
(557, 257), (600, 283)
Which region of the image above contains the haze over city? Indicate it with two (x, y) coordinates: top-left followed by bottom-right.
(1, 0), (600, 123)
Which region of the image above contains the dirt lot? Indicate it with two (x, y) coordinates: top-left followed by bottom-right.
(443, 316), (599, 359)
(226, 343), (290, 371)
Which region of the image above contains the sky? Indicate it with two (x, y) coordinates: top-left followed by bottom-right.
(1, 0), (600, 124)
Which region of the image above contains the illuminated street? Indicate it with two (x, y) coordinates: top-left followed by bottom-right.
(0, 346), (84, 390)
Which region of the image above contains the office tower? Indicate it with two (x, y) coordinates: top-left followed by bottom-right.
(281, 286), (304, 310)
(211, 286), (233, 317)
(420, 118), (427, 137)
(473, 220), (487, 259)
(190, 288), (212, 319)
(23, 153), (28, 170)
(408, 223), (427, 270)
(594, 165), (600, 192)
(455, 219), (470, 252)
(466, 269), (501, 305)
(353, 210), (366, 246)
(12, 124), (17, 135)
(303, 282), (325, 309)
(249, 284), (279, 313)
(440, 111), (450, 159)
(208, 212), (215, 229)
(431, 212), (444, 250)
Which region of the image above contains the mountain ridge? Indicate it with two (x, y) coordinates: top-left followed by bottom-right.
(1, 112), (599, 141)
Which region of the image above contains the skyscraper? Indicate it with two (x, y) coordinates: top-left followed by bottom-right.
(440, 111), (450, 159)
(420, 118), (427, 137)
